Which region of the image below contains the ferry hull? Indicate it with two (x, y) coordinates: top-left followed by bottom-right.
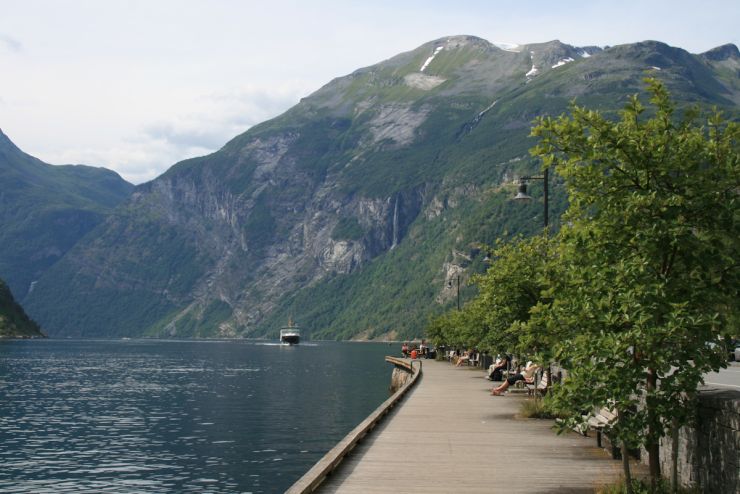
(280, 334), (300, 345)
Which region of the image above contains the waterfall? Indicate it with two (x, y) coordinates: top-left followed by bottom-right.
(391, 195), (399, 249)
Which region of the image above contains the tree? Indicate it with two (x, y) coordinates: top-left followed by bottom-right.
(474, 234), (555, 360)
(426, 234), (554, 360)
(531, 78), (739, 489)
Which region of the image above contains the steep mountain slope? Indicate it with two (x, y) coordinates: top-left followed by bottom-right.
(0, 131), (134, 301)
(0, 278), (44, 338)
(24, 36), (740, 339)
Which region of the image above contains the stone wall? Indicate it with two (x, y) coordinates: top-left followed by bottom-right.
(389, 366), (413, 393)
(645, 387), (740, 493)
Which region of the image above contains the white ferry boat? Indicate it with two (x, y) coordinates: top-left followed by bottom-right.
(280, 318), (300, 345)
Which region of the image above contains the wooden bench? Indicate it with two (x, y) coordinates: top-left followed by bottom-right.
(585, 407), (619, 458)
(526, 370), (550, 396)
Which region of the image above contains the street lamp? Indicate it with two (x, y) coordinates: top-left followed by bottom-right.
(513, 167), (551, 395)
(513, 167), (549, 229)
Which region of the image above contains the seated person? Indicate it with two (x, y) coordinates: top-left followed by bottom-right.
(491, 361), (539, 395)
(455, 349), (473, 367)
(487, 355), (511, 381)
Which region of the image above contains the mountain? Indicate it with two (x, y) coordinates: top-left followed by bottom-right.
(0, 130), (134, 301)
(23, 36), (740, 339)
(0, 277), (44, 338)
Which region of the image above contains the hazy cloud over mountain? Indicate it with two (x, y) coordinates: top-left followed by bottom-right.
(1, 0), (738, 183)
(0, 34), (21, 52)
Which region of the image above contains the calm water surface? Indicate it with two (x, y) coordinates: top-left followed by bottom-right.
(0, 339), (395, 493)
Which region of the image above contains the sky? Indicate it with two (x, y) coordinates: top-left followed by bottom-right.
(1, 0), (739, 184)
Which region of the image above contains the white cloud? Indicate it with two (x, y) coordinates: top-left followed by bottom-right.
(21, 82), (312, 184)
(1, 0), (738, 184)
(0, 34), (21, 52)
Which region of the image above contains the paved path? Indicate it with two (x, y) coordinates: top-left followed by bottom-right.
(318, 360), (627, 493)
(704, 363), (740, 390)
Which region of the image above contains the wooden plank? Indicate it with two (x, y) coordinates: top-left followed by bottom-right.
(600, 408), (618, 422)
(316, 360), (640, 493)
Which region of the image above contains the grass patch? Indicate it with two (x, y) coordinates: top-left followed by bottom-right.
(519, 395), (569, 419)
(595, 478), (700, 494)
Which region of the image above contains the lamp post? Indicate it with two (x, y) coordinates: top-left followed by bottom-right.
(513, 167), (550, 395)
(513, 167), (549, 229)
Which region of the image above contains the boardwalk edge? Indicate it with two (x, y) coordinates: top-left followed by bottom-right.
(285, 357), (423, 493)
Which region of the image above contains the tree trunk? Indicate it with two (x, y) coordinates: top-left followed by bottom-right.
(671, 417), (679, 493)
(622, 441), (633, 494)
(646, 368), (661, 488)
(617, 409), (633, 494)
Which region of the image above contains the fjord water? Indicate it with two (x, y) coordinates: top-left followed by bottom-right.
(0, 339), (395, 493)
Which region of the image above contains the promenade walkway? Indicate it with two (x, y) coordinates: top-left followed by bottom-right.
(318, 359), (627, 493)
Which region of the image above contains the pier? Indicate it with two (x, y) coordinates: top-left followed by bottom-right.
(293, 359), (630, 493)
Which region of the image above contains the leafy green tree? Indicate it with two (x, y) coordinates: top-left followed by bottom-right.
(474, 235), (555, 360)
(531, 79), (739, 489)
(426, 310), (468, 347)
(427, 233), (556, 371)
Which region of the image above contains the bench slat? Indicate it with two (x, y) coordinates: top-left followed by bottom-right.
(587, 417), (605, 428)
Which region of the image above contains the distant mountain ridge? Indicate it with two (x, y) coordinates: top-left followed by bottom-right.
(0, 130), (134, 301)
(18, 36), (740, 340)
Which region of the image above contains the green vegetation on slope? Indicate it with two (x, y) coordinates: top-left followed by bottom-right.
(18, 37), (740, 340)
(0, 279), (44, 338)
(0, 131), (133, 300)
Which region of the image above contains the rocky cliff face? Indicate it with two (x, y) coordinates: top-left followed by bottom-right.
(22, 36), (740, 339)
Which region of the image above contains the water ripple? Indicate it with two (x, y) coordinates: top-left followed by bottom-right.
(0, 339), (391, 493)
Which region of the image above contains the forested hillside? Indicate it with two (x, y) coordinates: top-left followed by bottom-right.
(21, 37), (740, 340)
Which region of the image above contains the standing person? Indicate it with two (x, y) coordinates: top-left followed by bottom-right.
(401, 342), (409, 358)
(419, 339), (427, 357)
(491, 361), (539, 395)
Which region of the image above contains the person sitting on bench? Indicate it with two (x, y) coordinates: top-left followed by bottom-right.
(487, 355), (511, 381)
(490, 361), (539, 395)
(455, 348), (473, 367)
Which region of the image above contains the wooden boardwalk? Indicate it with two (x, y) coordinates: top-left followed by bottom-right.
(317, 359), (626, 493)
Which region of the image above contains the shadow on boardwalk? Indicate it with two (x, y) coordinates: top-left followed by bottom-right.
(318, 360), (632, 494)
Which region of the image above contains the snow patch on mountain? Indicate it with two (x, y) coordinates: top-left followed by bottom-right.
(526, 51), (539, 79)
(420, 46), (444, 72)
(552, 57), (575, 69)
(493, 41), (521, 52)
(478, 100), (498, 118)
(579, 50), (592, 58)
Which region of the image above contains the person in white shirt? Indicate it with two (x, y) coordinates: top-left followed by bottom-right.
(490, 361), (539, 395)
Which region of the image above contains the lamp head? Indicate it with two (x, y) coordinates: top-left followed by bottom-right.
(513, 182), (532, 202)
